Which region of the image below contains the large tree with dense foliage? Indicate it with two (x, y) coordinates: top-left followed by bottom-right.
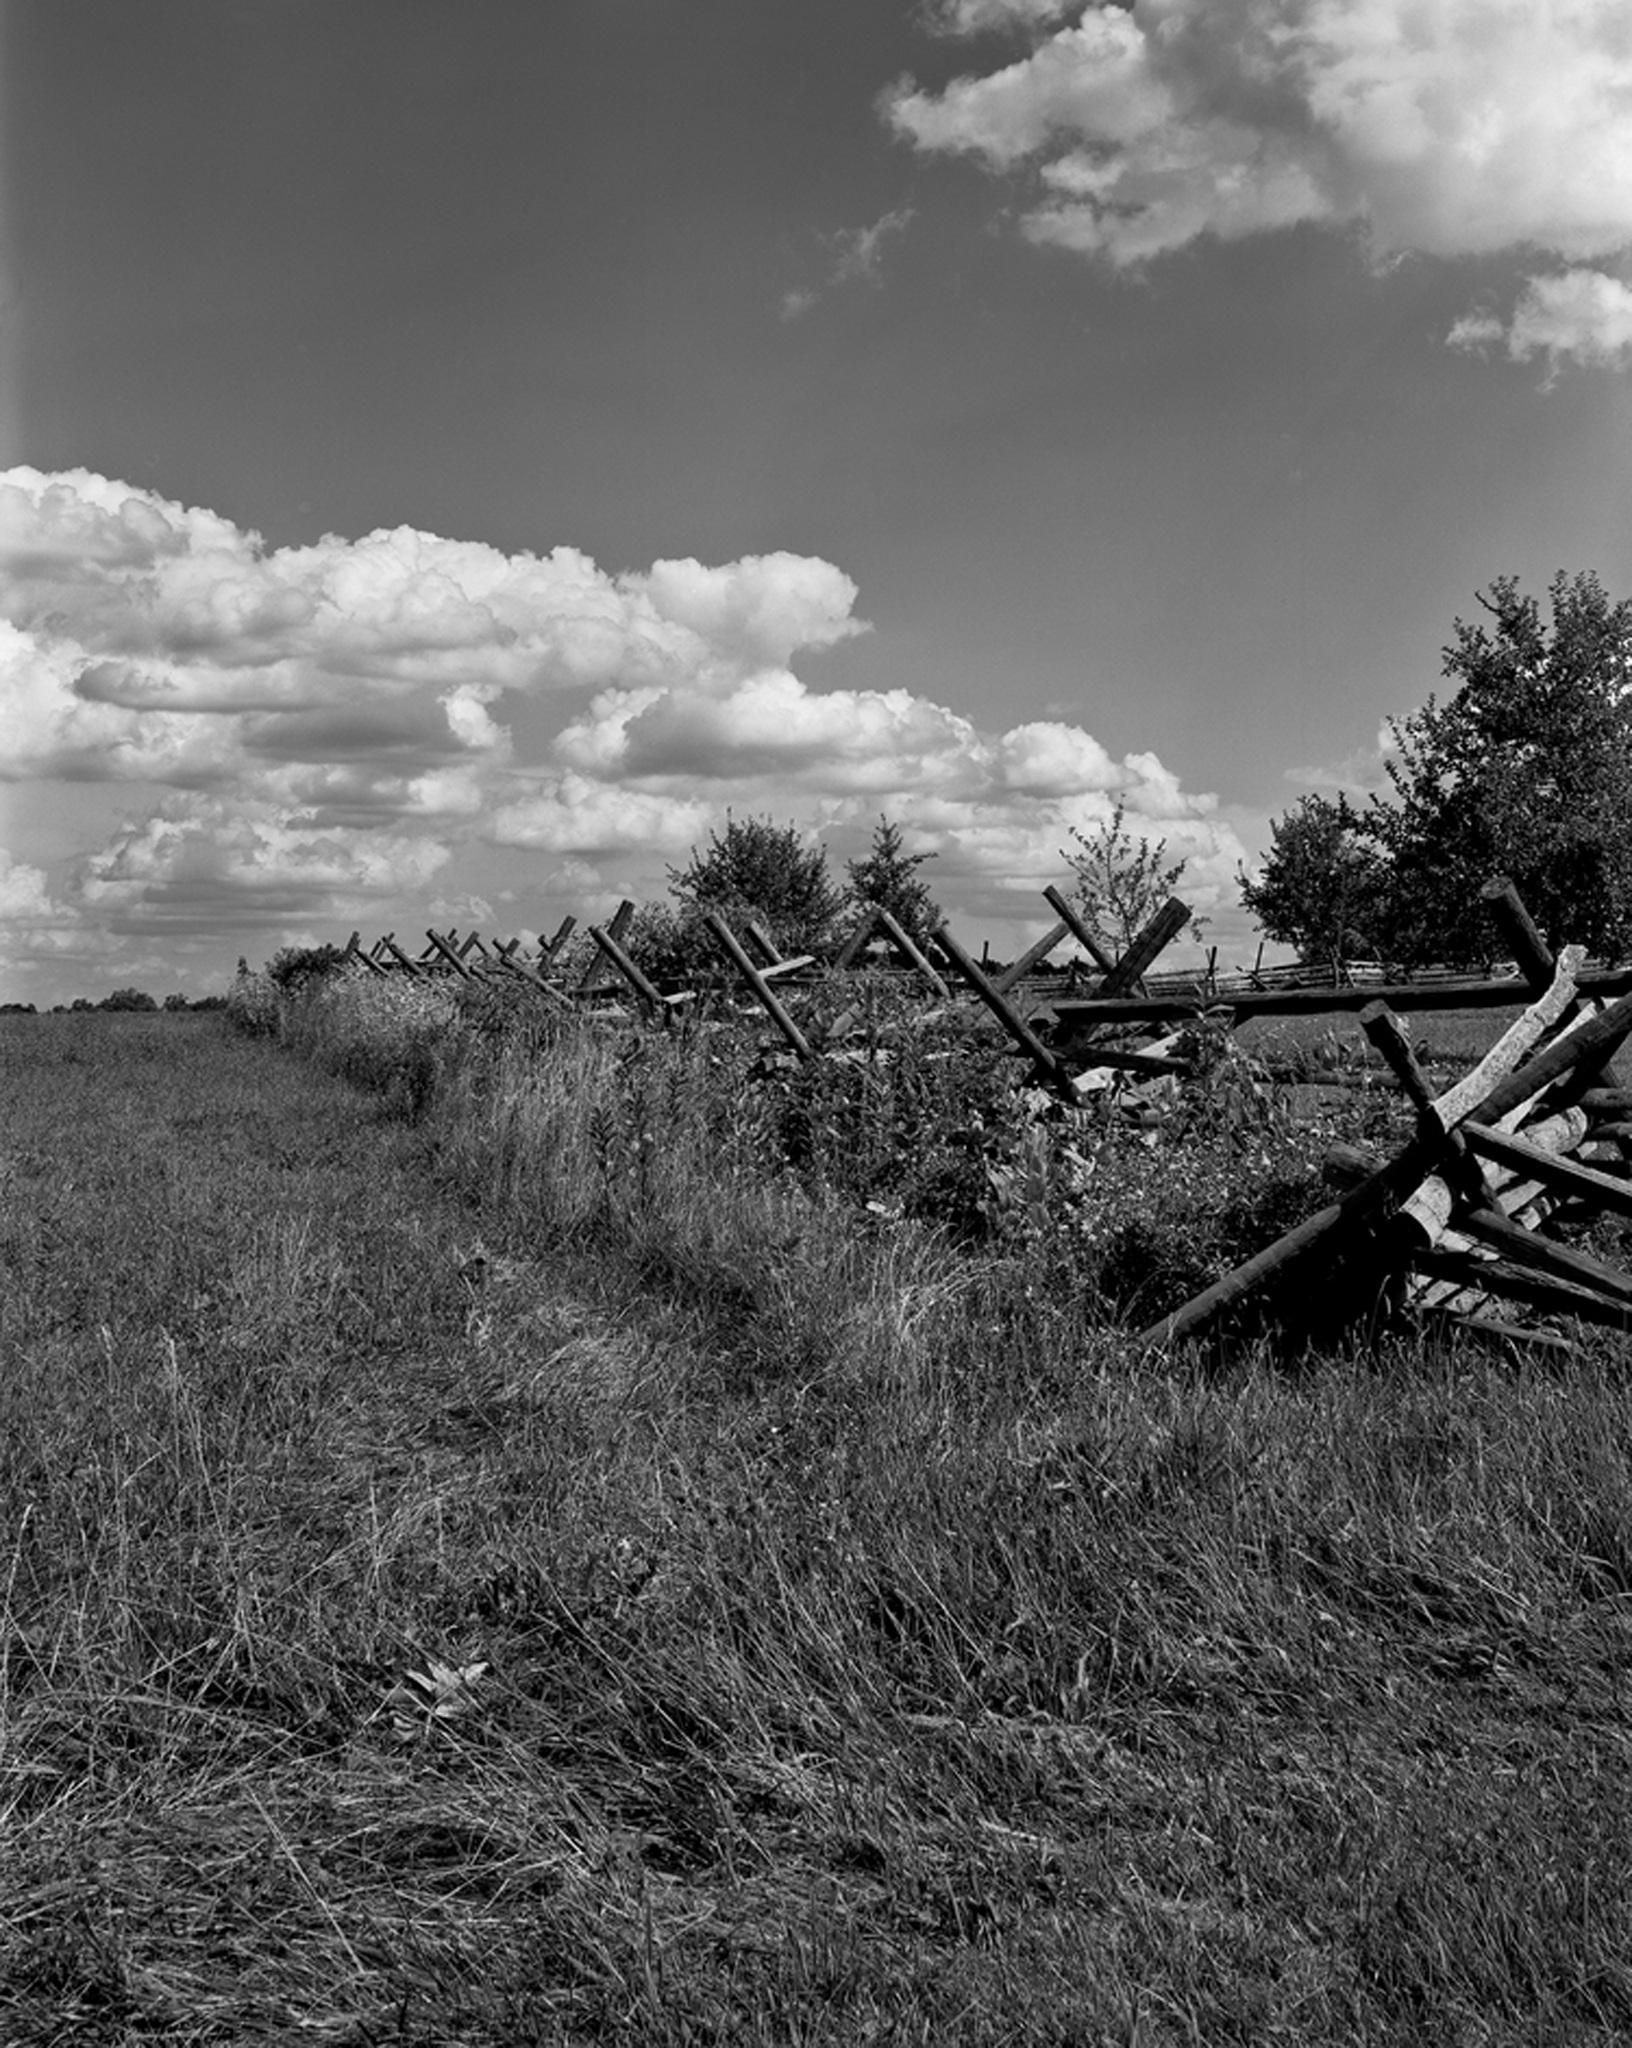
(1238, 793), (1391, 968)
(1243, 574), (1632, 970)
(1370, 572), (1632, 966)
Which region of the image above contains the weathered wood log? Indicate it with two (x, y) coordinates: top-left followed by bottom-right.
(1578, 1089), (1632, 1116)
(1414, 1245), (1632, 1333)
(1461, 1122), (1632, 1221)
(1483, 876), (1628, 1102)
(589, 924), (666, 1016)
(1135, 1125), (1449, 1352)
(744, 921), (782, 967)
(705, 913), (814, 1061)
(1050, 972), (1608, 1032)
(1141, 979), (1631, 1352)
(1041, 885), (1120, 981)
(1099, 897), (1192, 1000)
(933, 925), (1069, 1090)
(993, 921), (1069, 995)
(1323, 1142), (1381, 1189)
(1364, 958), (1583, 1255)
(539, 914), (577, 968)
(873, 908), (950, 997)
(579, 901), (634, 990)
(1460, 1204), (1632, 1304)
(423, 929), (474, 980)
(493, 948), (571, 1008)
(1467, 987), (1632, 1126)
(831, 907), (880, 972)
(379, 934), (427, 977)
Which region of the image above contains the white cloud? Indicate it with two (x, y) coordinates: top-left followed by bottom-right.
(0, 468), (870, 807)
(0, 847), (61, 921)
(927, 0), (1084, 31)
(74, 795), (454, 935)
(887, 1), (1632, 268)
(1, 465), (1245, 982)
(1450, 267), (1632, 375)
(486, 776), (716, 856)
(828, 207), (916, 285)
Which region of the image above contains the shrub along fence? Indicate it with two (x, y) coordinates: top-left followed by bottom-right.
(326, 874), (1632, 1357)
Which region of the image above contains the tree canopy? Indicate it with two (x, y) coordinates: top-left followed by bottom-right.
(1372, 572), (1632, 965)
(844, 816), (940, 943)
(1238, 793), (1390, 968)
(1243, 573), (1632, 969)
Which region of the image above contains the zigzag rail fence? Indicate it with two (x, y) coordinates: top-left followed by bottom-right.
(323, 875), (1632, 1359)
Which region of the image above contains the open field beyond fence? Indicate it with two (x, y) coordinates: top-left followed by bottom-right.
(4, 1004), (1632, 2043)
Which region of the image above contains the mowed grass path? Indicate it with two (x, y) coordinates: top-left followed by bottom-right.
(6, 1013), (1632, 2042)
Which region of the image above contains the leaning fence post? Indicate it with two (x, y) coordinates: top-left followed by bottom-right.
(1100, 897), (1193, 999)
(872, 908), (950, 997)
(993, 921), (1070, 995)
(589, 924), (667, 1018)
(705, 912), (813, 1060)
(1041, 886), (1121, 982)
(1482, 875), (1628, 1099)
(423, 929), (473, 980)
(932, 924), (1069, 1092)
(579, 901), (635, 990)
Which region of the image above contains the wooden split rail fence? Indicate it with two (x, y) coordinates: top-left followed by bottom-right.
(336, 874), (1632, 1355)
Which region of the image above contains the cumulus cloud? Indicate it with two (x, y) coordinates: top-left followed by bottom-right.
(1, 465), (1244, 988)
(0, 847), (62, 922)
(1450, 267), (1632, 376)
(74, 795), (453, 936)
(0, 467), (868, 801)
(886, 1), (1632, 268)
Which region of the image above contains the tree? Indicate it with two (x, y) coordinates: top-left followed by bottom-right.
(1062, 800), (1205, 957)
(100, 987), (157, 1011)
(1239, 793), (1391, 967)
(1371, 572), (1632, 966)
(844, 815), (940, 943)
(667, 815), (845, 955)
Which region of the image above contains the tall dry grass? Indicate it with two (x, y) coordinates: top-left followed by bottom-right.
(5, 996), (1632, 2041)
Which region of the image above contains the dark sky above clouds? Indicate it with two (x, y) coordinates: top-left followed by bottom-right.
(4, 0), (1632, 1001)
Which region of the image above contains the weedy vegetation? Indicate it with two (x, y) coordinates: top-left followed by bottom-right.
(4, 981), (1632, 2043)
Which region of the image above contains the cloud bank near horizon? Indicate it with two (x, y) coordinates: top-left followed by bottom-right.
(887, 0), (1632, 370)
(0, 467), (1244, 992)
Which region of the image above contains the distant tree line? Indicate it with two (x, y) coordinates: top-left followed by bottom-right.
(1243, 572), (1632, 970)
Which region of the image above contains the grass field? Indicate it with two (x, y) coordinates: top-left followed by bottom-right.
(5, 1003), (1632, 2042)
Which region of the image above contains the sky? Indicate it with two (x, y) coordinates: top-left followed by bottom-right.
(3, 0), (1632, 1006)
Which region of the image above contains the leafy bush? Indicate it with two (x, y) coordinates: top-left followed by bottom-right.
(668, 815), (845, 957)
(267, 943), (352, 993)
(224, 961), (281, 1038)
